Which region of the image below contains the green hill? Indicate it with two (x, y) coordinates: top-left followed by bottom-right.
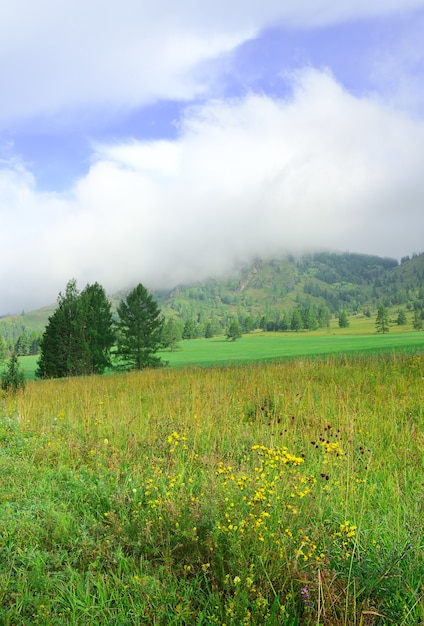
(156, 251), (424, 329)
(1, 251), (423, 342)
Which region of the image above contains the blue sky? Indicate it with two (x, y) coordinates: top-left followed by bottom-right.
(1, 0), (424, 313)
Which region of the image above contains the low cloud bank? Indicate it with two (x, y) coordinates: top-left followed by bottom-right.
(1, 69), (424, 313)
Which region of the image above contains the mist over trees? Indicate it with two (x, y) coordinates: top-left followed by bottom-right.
(155, 252), (424, 337)
(1, 252), (424, 367)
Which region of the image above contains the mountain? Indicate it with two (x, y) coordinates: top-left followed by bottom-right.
(156, 251), (423, 325)
(1, 251), (423, 342)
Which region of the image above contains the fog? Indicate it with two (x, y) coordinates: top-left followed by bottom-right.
(1, 69), (424, 313)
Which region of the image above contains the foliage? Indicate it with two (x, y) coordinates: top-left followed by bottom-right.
(290, 309), (302, 331)
(226, 319), (242, 341)
(0, 353), (423, 623)
(412, 309), (423, 331)
(78, 282), (115, 373)
(158, 251), (424, 330)
(3, 252), (424, 343)
(161, 318), (182, 351)
(36, 280), (114, 378)
(0, 335), (6, 363)
(116, 283), (164, 370)
(1, 351), (25, 393)
(338, 310), (349, 328)
(36, 279), (80, 378)
(376, 304), (390, 334)
(396, 308), (407, 325)
(182, 318), (199, 339)
(204, 320), (215, 338)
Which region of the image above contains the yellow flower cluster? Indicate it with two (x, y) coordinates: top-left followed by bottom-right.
(214, 443), (314, 551)
(321, 440), (344, 457)
(295, 528), (325, 563)
(332, 520), (357, 560)
(251, 444), (305, 466)
(167, 431), (188, 453)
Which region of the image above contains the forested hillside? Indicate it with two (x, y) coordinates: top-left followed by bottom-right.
(155, 251), (424, 335)
(1, 251), (424, 350)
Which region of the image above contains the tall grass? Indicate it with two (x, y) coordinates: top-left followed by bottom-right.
(1, 352), (423, 624)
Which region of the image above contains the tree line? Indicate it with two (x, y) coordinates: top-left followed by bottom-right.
(163, 252), (424, 326)
(36, 280), (164, 378)
(0, 323), (43, 357)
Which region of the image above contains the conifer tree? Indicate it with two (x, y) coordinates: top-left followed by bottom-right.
(116, 283), (164, 369)
(226, 319), (242, 341)
(79, 282), (115, 373)
(375, 305), (390, 334)
(412, 309), (423, 330)
(338, 310), (349, 328)
(161, 318), (182, 351)
(396, 309), (407, 325)
(37, 279), (114, 378)
(37, 279), (81, 378)
(291, 309), (303, 332)
(1, 351), (25, 393)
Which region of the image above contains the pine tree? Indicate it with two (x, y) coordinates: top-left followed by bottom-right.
(291, 309), (302, 332)
(318, 306), (331, 328)
(412, 309), (423, 330)
(79, 282), (115, 373)
(303, 306), (319, 330)
(36, 279), (114, 378)
(37, 279), (81, 378)
(396, 309), (407, 325)
(204, 321), (214, 338)
(375, 305), (390, 334)
(1, 351), (25, 393)
(161, 318), (182, 351)
(15, 333), (30, 356)
(226, 319), (242, 341)
(182, 319), (197, 339)
(338, 310), (349, 328)
(116, 283), (164, 370)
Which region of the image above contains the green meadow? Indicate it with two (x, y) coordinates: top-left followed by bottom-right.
(1, 344), (423, 624)
(7, 320), (424, 380)
(163, 330), (424, 368)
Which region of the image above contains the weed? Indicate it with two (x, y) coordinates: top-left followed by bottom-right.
(0, 353), (422, 624)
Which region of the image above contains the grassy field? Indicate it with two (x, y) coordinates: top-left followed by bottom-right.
(5, 323), (424, 380)
(163, 330), (424, 368)
(0, 351), (423, 624)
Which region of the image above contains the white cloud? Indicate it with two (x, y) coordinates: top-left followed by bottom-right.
(1, 69), (424, 312)
(1, 0), (424, 127)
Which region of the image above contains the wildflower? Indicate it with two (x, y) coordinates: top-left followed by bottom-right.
(301, 586), (313, 608)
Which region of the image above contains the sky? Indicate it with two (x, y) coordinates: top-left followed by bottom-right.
(1, 1), (424, 314)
